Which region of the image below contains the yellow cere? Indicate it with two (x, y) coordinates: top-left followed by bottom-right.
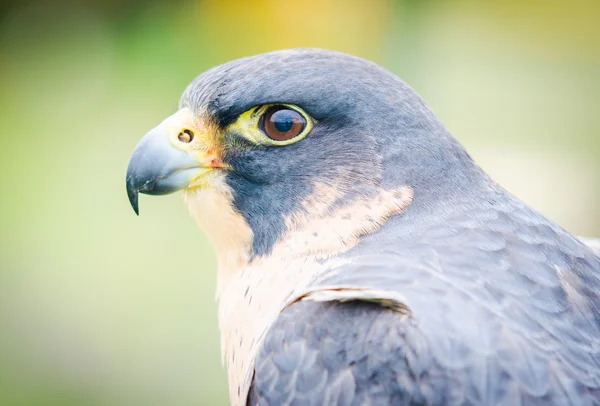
(227, 103), (314, 147)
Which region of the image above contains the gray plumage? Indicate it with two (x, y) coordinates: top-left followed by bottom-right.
(179, 49), (489, 258)
(126, 48), (600, 405)
(251, 194), (600, 405)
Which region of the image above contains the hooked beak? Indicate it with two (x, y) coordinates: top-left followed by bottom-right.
(126, 108), (218, 215)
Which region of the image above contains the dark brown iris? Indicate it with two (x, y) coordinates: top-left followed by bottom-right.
(260, 106), (306, 141)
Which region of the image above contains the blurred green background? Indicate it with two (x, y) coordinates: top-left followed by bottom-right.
(0, 0), (598, 405)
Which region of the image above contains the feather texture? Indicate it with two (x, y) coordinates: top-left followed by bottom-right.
(249, 196), (600, 405)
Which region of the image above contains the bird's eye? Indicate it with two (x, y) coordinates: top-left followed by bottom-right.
(227, 103), (313, 146)
(259, 106), (306, 141)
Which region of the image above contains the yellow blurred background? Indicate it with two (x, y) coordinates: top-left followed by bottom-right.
(0, 0), (598, 405)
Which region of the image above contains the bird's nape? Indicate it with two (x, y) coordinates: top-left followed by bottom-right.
(125, 48), (600, 406)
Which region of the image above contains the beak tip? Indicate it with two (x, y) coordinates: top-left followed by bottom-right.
(130, 195), (140, 216)
(126, 179), (140, 216)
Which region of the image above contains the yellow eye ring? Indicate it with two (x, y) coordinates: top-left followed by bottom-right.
(259, 106), (307, 142)
(227, 104), (314, 146)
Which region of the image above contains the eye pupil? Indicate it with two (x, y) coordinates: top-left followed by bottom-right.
(273, 112), (294, 133)
(261, 106), (307, 142)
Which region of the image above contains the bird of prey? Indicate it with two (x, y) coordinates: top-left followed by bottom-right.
(126, 49), (600, 405)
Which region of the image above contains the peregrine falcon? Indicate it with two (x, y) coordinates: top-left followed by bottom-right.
(126, 49), (600, 405)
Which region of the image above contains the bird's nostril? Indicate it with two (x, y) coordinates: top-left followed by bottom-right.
(178, 129), (194, 143)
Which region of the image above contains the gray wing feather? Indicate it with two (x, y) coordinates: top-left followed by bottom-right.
(249, 300), (432, 406)
(250, 199), (600, 405)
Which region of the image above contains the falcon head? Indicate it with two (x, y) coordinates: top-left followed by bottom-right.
(126, 48), (487, 265)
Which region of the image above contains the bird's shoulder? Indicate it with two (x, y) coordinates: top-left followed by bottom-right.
(248, 299), (433, 406)
(249, 197), (600, 405)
